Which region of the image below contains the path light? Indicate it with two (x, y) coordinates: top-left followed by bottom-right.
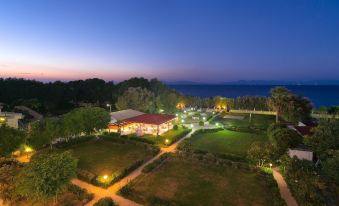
(165, 139), (169, 144)
(203, 117), (206, 121)
(24, 146), (33, 153)
(181, 120), (185, 123)
(215, 122), (219, 126)
(190, 124), (194, 128)
(269, 163), (273, 168)
(175, 114), (178, 116)
(106, 104), (112, 113)
(103, 175), (108, 180)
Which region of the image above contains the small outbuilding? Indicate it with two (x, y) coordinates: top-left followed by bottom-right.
(288, 144), (313, 161)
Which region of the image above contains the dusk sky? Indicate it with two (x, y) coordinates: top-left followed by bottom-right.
(1, 0), (339, 83)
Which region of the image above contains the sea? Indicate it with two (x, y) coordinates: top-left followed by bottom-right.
(169, 85), (339, 108)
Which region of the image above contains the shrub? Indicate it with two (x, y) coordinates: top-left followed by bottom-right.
(93, 197), (118, 206)
(148, 196), (177, 206)
(77, 169), (96, 183)
(118, 183), (133, 197)
(55, 135), (95, 148)
(199, 121), (204, 126)
(142, 153), (172, 173)
(68, 184), (94, 203)
(173, 124), (178, 130)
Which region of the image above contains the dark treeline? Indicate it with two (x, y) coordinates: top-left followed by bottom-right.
(0, 77), (171, 115)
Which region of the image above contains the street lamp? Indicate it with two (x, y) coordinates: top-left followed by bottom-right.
(106, 104), (111, 113)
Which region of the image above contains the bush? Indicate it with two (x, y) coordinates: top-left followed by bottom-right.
(77, 169), (96, 183)
(55, 135), (95, 148)
(93, 197), (118, 206)
(199, 121), (204, 126)
(118, 183), (133, 197)
(68, 184), (94, 203)
(142, 153), (172, 173)
(173, 124), (178, 130)
(128, 136), (155, 144)
(192, 128), (223, 136)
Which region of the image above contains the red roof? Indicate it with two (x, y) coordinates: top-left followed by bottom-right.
(124, 114), (176, 125)
(294, 126), (313, 136)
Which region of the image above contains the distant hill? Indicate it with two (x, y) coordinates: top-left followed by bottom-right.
(166, 80), (339, 85)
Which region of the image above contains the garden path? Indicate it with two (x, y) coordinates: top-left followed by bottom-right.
(272, 168), (298, 206)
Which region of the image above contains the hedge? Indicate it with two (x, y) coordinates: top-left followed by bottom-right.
(142, 153), (172, 173)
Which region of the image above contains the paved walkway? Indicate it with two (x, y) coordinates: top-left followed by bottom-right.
(272, 168), (298, 206)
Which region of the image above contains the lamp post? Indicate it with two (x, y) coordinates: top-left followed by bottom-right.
(106, 104), (111, 113)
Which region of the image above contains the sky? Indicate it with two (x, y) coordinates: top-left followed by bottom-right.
(0, 0), (339, 83)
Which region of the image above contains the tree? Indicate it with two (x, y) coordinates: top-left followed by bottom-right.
(78, 107), (111, 135)
(156, 91), (179, 113)
(268, 87), (312, 122)
(304, 120), (339, 157)
(247, 142), (273, 167)
(268, 127), (302, 157)
(115, 87), (154, 112)
(27, 118), (61, 149)
(16, 152), (77, 204)
(0, 125), (26, 156)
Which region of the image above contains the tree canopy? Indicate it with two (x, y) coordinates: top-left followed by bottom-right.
(268, 87), (313, 122)
(16, 152), (77, 203)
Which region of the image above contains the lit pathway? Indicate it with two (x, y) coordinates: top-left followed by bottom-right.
(73, 124), (208, 206)
(272, 168), (298, 206)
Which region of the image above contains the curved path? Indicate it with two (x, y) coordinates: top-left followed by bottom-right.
(272, 168), (298, 206)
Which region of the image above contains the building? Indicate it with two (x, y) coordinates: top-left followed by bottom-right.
(109, 109), (144, 123)
(0, 105), (24, 129)
(288, 144), (313, 161)
(108, 110), (176, 135)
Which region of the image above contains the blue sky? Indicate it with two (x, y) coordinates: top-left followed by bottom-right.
(0, 0), (338, 82)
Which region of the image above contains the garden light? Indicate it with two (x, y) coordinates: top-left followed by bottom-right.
(215, 123), (219, 126)
(203, 117), (206, 120)
(24, 146), (33, 153)
(175, 114), (178, 116)
(190, 124), (194, 128)
(269, 163), (273, 168)
(165, 139), (169, 144)
(181, 120), (185, 123)
(103, 175), (108, 180)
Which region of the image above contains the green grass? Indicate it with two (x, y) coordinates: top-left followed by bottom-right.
(61, 139), (154, 176)
(123, 156), (280, 206)
(213, 113), (275, 131)
(140, 127), (190, 146)
(189, 130), (267, 157)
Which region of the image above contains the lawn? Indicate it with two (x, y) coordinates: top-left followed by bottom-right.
(122, 156), (281, 206)
(188, 130), (267, 157)
(212, 113), (275, 131)
(140, 127), (191, 146)
(61, 139), (155, 176)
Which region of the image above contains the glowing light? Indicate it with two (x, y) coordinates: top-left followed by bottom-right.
(269, 163), (273, 168)
(103, 175), (108, 180)
(203, 117), (206, 120)
(0, 117), (5, 122)
(215, 123), (219, 126)
(106, 104), (110, 107)
(165, 139), (169, 144)
(175, 114), (178, 116)
(24, 146), (33, 153)
(190, 124), (194, 128)
(181, 120), (185, 123)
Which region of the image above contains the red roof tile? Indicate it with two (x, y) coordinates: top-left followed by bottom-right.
(124, 114), (176, 125)
(294, 126), (313, 136)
